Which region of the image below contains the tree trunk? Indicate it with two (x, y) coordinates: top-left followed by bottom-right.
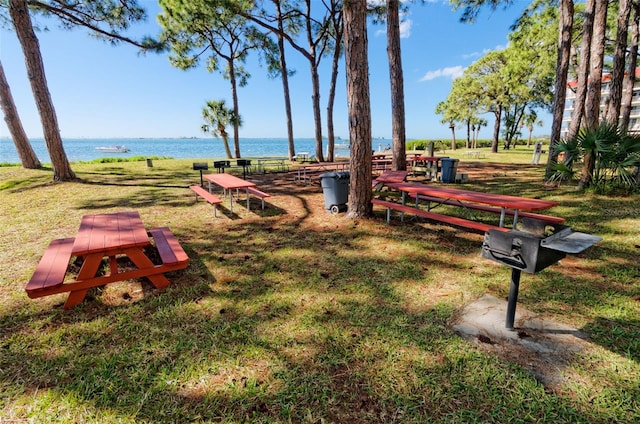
(326, 30), (341, 163)
(218, 126), (233, 159)
(580, 0), (608, 189)
(466, 120), (471, 149)
(584, 0), (608, 130)
(621, 3), (639, 132)
(275, 2), (295, 161)
(491, 106), (501, 153)
(567, 0), (595, 138)
(606, 0), (631, 125)
(326, 0), (343, 163)
(9, 0), (74, 181)
(305, 0), (324, 162)
(387, 0), (406, 171)
(547, 0), (573, 178)
(0, 60), (41, 169)
(450, 124), (457, 150)
(343, 0), (372, 219)
(228, 61), (242, 159)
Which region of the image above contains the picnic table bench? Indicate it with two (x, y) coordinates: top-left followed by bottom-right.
(190, 185), (223, 217)
(246, 187), (271, 210)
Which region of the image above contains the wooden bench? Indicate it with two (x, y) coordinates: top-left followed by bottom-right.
(246, 187), (271, 210)
(371, 199), (510, 234)
(148, 227), (189, 266)
(25, 237), (76, 297)
(190, 185), (222, 217)
(409, 194), (565, 224)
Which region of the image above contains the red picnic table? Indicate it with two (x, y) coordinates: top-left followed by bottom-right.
(26, 211), (189, 309)
(204, 173), (256, 213)
(384, 182), (561, 228)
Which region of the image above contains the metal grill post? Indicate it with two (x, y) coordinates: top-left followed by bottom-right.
(506, 268), (521, 330)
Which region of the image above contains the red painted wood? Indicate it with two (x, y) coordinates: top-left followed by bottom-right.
(148, 227), (189, 265)
(26, 237), (75, 293)
(190, 185), (222, 204)
(385, 182), (559, 212)
(375, 170), (408, 184)
(372, 199), (510, 234)
(72, 211), (149, 256)
(203, 173), (256, 190)
(410, 194), (566, 224)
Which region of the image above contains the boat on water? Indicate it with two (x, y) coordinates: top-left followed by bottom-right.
(95, 145), (130, 153)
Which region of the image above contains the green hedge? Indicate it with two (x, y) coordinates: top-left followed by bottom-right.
(406, 139), (547, 151)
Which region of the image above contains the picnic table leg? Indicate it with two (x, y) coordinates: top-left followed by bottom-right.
(64, 290), (90, 309)
(245, 188), (250, 210)
(63, 253), (104, 309)
(499, 207), (506, 227)
(125, 248), (170, 289)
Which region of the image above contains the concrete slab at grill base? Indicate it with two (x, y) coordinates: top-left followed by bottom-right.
(452, 294), (590, 388)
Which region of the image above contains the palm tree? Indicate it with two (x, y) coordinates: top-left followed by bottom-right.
(201, 100), (241, 159)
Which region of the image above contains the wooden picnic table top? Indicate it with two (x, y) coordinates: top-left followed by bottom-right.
(411, 156), (447, 162)
(72, 211), (149, 256)
(204, 173), (256, 190)
(375, 170), (408, 184)
(385, 182), (559, 212)
(298, 161), (349, 169)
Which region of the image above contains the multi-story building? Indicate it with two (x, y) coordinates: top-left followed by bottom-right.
(561, 69), (640, 138)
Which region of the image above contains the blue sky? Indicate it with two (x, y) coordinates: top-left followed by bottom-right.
(0, 0), (551, 141)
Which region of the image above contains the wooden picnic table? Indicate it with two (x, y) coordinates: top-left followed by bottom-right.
(26, 211), (189, 309)
(204, 173), (256, 213)
(256, 157), (289, 173)
(294, 161), (350, 184)
(384, 182), (559, 228)
(409, 156), (447, 180)
(373, 170), (408, 190)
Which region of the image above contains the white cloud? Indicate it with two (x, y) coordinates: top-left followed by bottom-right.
(462, 44), (506, 60)
(373, 8), (412, 38)
(399, 18), (412, 38)
(419, 66), (465, 82)
(461, 52), (481, 60)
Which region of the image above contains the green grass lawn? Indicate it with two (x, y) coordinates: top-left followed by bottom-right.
(1, 148), (638, 423)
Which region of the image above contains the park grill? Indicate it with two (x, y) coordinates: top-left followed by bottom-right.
(213, 160), (230, 171)
(192, 162), (209, 187)
(481, 218), (601, 329)
(236, 159), (252, 179)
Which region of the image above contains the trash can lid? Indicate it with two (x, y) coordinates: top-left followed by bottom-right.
(441, 157), (459, 163)
(320, 172), (339, 179)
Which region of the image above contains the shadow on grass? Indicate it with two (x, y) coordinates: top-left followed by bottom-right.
(0, 218), (615, 422)
(1, 163), (638, 422)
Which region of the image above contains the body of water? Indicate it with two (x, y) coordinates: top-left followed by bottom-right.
(0, 137), (378, 164)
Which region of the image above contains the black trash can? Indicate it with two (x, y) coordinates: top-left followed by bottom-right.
(440, 158), (459, 183)
(320, 171), (350, 214)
